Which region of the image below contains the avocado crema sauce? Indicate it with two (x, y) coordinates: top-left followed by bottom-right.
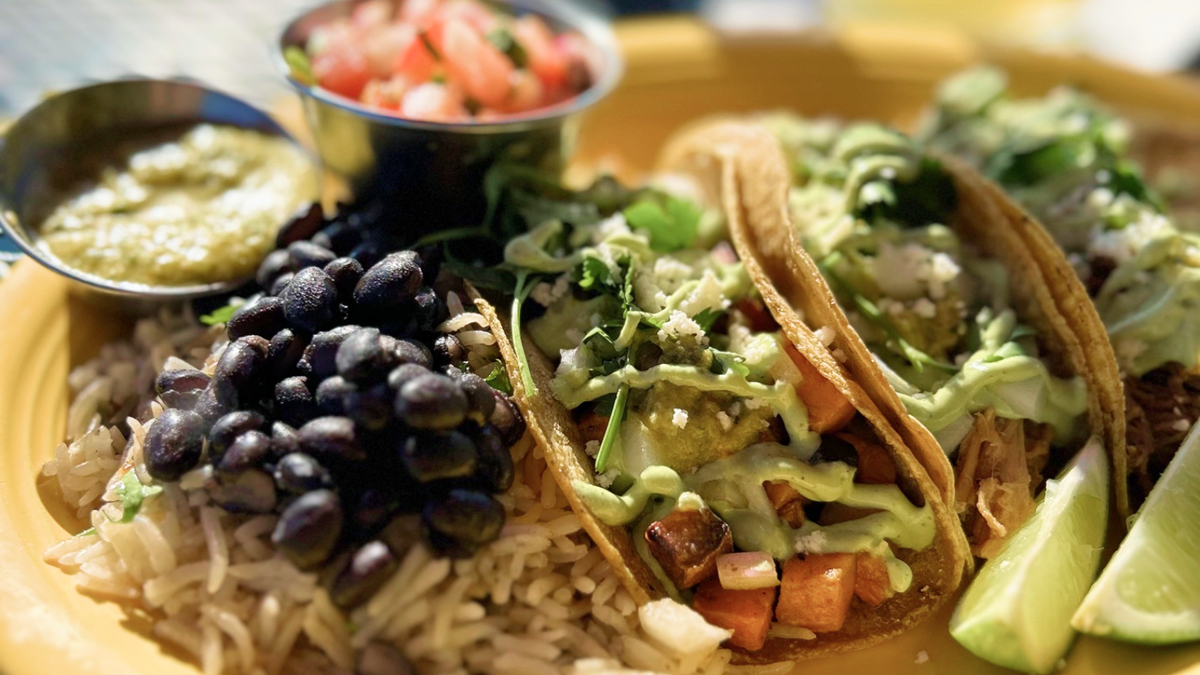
(33, 124), (317, 287)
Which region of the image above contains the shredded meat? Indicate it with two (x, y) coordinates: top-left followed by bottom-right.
(1124, 363), (1200, 504)
(953, 409), (1051, 559)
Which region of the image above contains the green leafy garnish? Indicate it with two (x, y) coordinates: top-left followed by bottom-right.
(486, 28), (528, 68)
(283, 46), (315, 86)
(623, 195), (702, 252)
(485, 360), (513, 394)
(594, 383), (629, 474)
(111, 471), (162, 524)
(856, 157), (958, 228)
(510, 270), (540, 397)
(709, 348), (751, 377)
(576, 257), (614, 291)
(693, 307), (723, 332)
(200, 302), (239, 326)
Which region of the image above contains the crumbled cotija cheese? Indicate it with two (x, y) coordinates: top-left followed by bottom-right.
(672, 409), (689, 429)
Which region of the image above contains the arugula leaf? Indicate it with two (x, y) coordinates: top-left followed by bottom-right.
(594, 383), (629, 474)
(693, 307), (723, 332)
(200, 302), (239, 326)
(623, 194), (701, 252)
(485, 360), (513, 395)
(111, 471), (162, 524)
(283, 46), (316, 86)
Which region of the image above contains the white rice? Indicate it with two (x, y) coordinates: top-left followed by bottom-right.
(40, 304), (763, 674)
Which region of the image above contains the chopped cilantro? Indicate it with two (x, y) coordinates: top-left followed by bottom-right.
(283, 46), (316, 86)
(418, 29), (442, 61)
(486, 28), (528, 68)
(709, 348), (750, 377)
(623, 194), (702, 252)
(200, 302), (239, 326)
(576, 257), (613, 291)
(594, 383), (629, 474)
(485, 360), (513, 395)
(111, 471), (163, 523)
(693, 307), (723, 332)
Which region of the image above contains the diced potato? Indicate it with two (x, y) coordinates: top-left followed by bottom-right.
(854, 552), (895, 607)
(645, 506), (734, 589)
(693, 577), (778, 651)
(837, 433), (897, 484)
(784, 343), (856, 434)
(763, 480), (807, 528)
(775, 554), (857, 632)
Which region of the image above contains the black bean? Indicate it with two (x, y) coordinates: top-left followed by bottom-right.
(276, 202), (324, 249)
(272, 489), (343, 570)
(395, 374), (467, 430)
(282, 267), (339, 334)
(489, 392), (526, 446)
(423, 527), (480, 559)
(268, 328), (308, 380)
(274, 452), (334, 495)
(392, 339), (433, 370)
(411, 286), (446, 332)
(387, 363), (429, 391)
(209, 410), (267, 462)
(401, 430), (477, 482)
(271, 421), (302, 458)
(321, 222), (364, 257)
(431, 334), (465, 368)
(422, 489), (504, 545)
(210, 468), (278, 513)
(217, 430), (273, 474)
(457, 373), (496, 425)
(257, 249), (294, 290)
(155, 369), (211, 409)
(336, 328), (385, 383)
(325, 257), (364, 303)
(316, 376), (357, 417)
(275, 376), (316, 428)
(331, 540), (397, 609)
(811, 435), (859, 468)
(193, 387), (232, 426)
(376, 317), (419, 340)
(144, 408), (206, 481)
(473, 425), (514, 493)
(349, 240), (387, 270)
(270, 272), (295, 297)
(346, 383), (393, 432)
(304, 325), (361, 381)
(414, 244), (442, 284)
(227, 296), (288, 341)
(353, 251), (423, 312)
(298, 416), (366, 463)
(288, 240), (338, 270)
(212, 336), (271, 409)
(357, 641), (415, 675)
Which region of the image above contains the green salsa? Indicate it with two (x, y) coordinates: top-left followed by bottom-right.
(33, 124), (317, 287)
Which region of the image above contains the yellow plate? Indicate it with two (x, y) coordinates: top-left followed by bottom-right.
(3, 17), (1200, 675)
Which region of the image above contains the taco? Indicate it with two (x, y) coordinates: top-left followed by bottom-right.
(922, 67), (1198, 518)
(468, 163), (969, 661)
(662, 117), (1112, 561)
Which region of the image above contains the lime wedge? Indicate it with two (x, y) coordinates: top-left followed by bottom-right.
(1071, 421), (1200, 644)
(950, 437), (1109, 674)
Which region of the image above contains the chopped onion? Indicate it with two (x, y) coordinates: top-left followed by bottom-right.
(717, 551), (779, 590)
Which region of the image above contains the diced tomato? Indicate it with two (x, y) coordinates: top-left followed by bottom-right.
(400, 0), (441, 26)
(352, 0), (393, 32)
(515, 15), (567, 90)
(732, 297), (779, 333)
(360, 75), (409, 112)
(854, 552), (894, 607)
(394, 33), (438, 83)
(441, 19), (512, 108)
(836, 433), (897, 485)
(762, 480), (806, 528)
(776, 554), (857, 633)
(692, 577), (777, 651)
(783, 343), (856, 434)
(365, 24), (414, 77)
(399, 82), (467, 122)
(313, 42), (374, 99)
(440, 0), (497, 35)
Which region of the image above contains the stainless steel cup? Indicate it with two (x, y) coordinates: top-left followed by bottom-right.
(277, 0), (623, 234)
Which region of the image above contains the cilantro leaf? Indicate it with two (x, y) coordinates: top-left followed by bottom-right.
(485, 28), (528, 68)
(594, 383), (629, 474)
(576, 257), (614, 292)
(200, 302), (239, 326)
(485, 360), (513, 395)
(623, 194), (701, 252)
(693, 307), (723, 332)
(709, 348), (751, 377)
(111, 471), (163, 523)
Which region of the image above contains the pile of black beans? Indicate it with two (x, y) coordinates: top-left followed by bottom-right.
(144, 202), (525, 610)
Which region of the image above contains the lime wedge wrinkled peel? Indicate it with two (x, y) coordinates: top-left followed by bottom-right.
(1072, 421), (1200, 644)
(950, 437), (1109, 674)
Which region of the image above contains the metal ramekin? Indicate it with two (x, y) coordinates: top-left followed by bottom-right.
(0, 78), (318, 313)
(276, 0), (623, 233)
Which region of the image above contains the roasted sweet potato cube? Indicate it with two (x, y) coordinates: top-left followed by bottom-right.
(693, 577), (778, 651)
(775, 553), (857, 632)
(854, 552), (894, 607)
(577, 409), (608, 443)
(785, 343), (856, 435)
(762, 480), (807, 528)
(837, 433), (897, 485)
(644, 506), (734, 589)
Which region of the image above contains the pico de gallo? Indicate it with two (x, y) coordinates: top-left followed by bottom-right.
(285, 0), (601, 123)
